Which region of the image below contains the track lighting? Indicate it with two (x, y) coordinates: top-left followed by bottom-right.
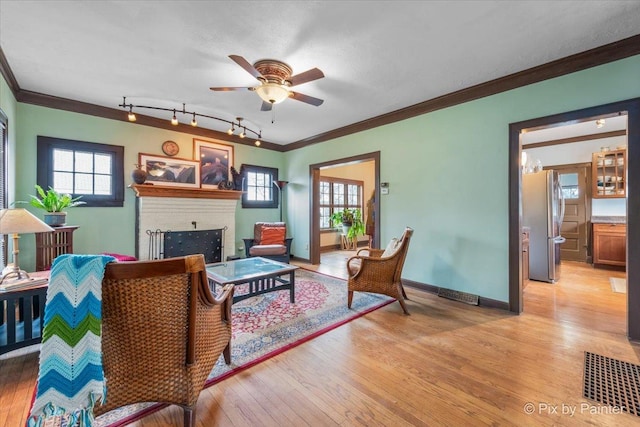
(128, 105), (136, 122)
(255, 140), (261, 147)
(596, 119), (606, 128)
(119, 97), (262, 141)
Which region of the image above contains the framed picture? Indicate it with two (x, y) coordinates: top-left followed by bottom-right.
(193, 139), (234, 189)
(138, 153), (200, 188)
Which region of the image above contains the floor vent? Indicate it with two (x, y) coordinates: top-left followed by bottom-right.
(584, 351), (640, 416)
(437, 288), (479, 305)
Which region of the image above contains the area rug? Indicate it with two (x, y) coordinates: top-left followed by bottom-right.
(610, 277), (627, 293)
(583, 351), (640, 416)
(94, 268), (393, 426)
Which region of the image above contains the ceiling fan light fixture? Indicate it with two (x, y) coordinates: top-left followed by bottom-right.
(255, 83), (290, 104)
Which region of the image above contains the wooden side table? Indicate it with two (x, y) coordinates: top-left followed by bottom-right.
(0, 273), (48, 355)
(35, 225), (78, 271)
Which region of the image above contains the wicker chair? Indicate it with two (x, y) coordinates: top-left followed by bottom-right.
(346, 227), (414, 314)
(94, 254), (234, 426)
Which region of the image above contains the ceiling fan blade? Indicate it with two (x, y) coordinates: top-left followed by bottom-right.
(288, 68), (324, 86)
(261, 101), (273, 112)
(209, 86), (251, 91)
(290, 91), (324, 106)
(229, 55), (263, 80)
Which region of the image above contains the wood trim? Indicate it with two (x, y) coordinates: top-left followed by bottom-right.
(309, 152), (380, 264)
(15, 90), (282, 150)
(129, 184), (242, 200)
(509, 97), (640, 341)
(402, 279), (510, 311)
(1, 35), (638, 152)
(284, 34), (640, 151)
(523, 130), (627, 150)
(0, 46), (20, 98)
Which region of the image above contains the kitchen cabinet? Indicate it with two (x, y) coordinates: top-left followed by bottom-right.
(592, 149), (626, 198)
(593, 223), (626, 267)
(522, 227), (530, 287)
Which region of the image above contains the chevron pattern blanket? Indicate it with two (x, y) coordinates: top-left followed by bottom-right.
(28, 254), (116, 427)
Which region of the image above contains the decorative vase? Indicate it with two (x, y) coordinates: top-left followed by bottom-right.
(131, 164), (147, 185)
(44, 212), (67, 227)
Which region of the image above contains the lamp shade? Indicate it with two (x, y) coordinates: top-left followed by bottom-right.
(0, 209), (55, 234)
(255, 83), (290, 104)
(274, 180), (289, 190)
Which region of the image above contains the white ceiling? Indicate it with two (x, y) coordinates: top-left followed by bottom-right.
(1, 1), (640, 145)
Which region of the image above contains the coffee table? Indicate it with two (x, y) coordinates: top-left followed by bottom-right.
(205, 257), (298, 304)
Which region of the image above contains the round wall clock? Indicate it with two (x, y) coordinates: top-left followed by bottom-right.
(162, 140), (179, 156)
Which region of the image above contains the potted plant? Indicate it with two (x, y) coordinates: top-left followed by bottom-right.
(25, 184), (86, 226)
(330, 208), (365, 239)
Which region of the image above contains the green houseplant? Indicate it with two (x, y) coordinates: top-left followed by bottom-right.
(330, 208), (365, 239)
(26, 185), (86, 226)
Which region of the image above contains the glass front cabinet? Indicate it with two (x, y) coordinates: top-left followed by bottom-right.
(592, 149), (626, 198)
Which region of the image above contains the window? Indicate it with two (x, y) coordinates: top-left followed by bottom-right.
(0, 109), (8, 267)
(37, 136), (124, 207)
(319, 177), (363, 230)
(241, 164), (279, 209)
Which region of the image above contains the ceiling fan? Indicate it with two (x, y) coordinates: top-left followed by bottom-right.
(210, 55), (324, 111)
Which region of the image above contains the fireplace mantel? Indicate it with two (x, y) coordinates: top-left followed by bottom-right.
(129, 184), (242, 200)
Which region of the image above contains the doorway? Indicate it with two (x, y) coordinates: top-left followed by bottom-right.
(552, 163), (591, 263)
(309, 152), (380, 265)
(508, 97), (640, 340)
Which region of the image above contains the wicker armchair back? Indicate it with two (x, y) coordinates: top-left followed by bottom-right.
(94, 254), (234, 426)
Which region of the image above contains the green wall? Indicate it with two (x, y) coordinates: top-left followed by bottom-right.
(6, 54), (640, 303)
(14, 105), (284, 271)
(284, 55), (640, 302)
(0, 71), (17, 203)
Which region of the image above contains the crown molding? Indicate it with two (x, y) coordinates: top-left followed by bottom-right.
(283, 33), (640, 151)
(0, 46), (20, 98)
(2, 33), (640, 153)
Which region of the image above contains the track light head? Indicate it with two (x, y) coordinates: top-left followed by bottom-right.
(191, 113), (197, 127)
(127, 105), (136, 122)
(171, 109), (178, 125)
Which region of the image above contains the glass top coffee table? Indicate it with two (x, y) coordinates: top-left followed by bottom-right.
(205, 257), (298, 304)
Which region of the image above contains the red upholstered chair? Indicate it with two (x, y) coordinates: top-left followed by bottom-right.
(243, 222), (293, 263)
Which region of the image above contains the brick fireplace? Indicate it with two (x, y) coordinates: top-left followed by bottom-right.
(130, 185), (242, 261)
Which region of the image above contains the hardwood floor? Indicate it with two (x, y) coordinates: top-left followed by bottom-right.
(1, 255), (635, 426)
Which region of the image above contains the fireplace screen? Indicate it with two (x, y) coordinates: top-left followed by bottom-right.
(148, 228), (224, 263)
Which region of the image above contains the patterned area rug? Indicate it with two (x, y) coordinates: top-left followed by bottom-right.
(96, 268), (393, 426)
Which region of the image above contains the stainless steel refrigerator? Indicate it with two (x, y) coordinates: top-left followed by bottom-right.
(522, 170), (565, 283)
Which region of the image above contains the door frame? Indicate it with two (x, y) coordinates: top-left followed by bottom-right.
(309, 151), (380, 265)
(508, 97), (640, 340)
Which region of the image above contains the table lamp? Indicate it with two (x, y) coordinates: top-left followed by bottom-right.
(0, 208), (54, 284)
